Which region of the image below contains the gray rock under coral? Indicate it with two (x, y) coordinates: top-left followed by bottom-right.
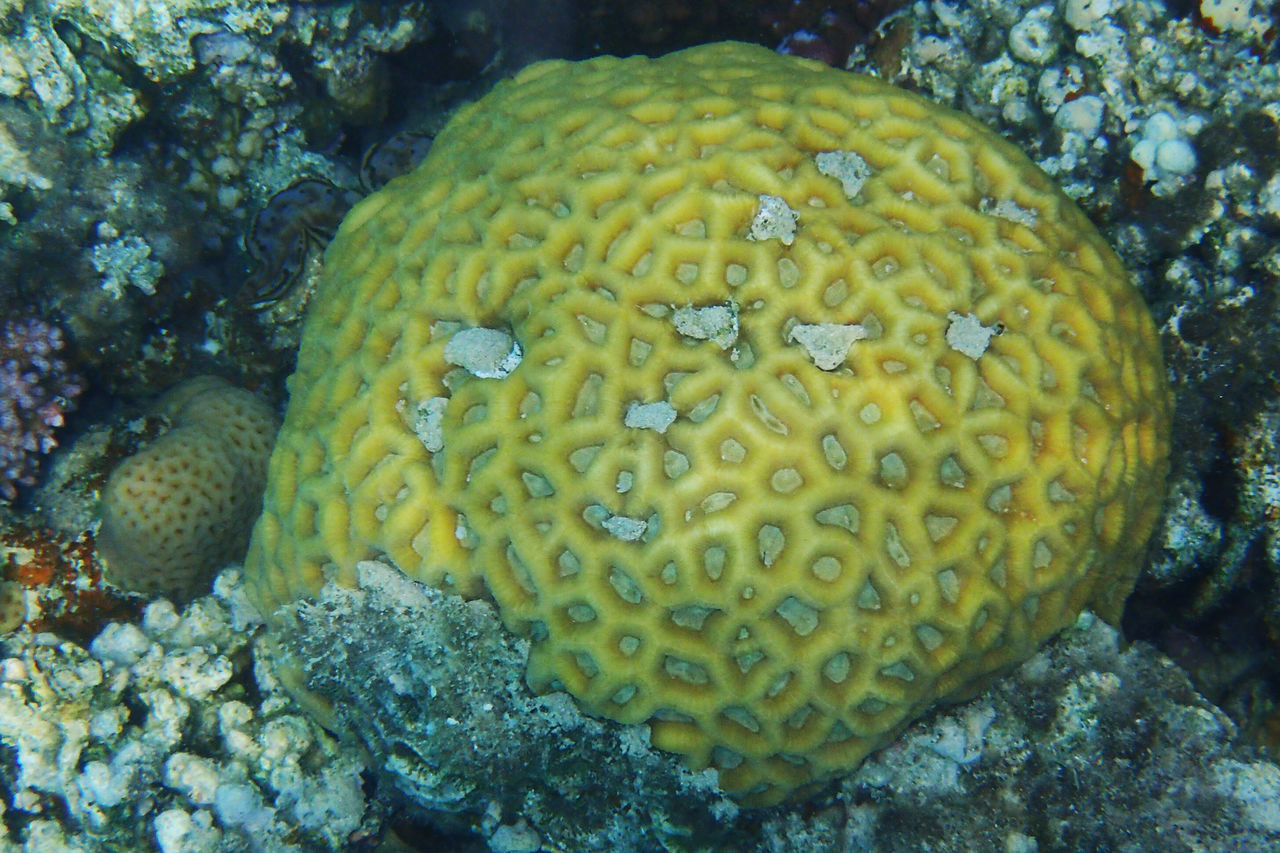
(273, 561), (1280, 853)
(269, 560), (746, 853)
(763, 612), (1280, 853)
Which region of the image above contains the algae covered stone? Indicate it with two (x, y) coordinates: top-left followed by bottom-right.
(244, 41), (1172, 803)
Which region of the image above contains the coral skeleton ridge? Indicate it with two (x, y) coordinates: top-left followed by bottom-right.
(244, 41), (1172, 802)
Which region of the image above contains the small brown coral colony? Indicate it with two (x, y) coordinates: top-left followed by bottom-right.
(99, 376), (278, 602)
(244, 42), (1172, 803)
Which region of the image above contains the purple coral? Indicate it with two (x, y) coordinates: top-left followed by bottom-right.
(0, 318), (83, 500)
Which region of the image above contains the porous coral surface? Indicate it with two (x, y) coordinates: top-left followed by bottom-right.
(244, 41), (1172, 802)
(99, 376), (278, 602)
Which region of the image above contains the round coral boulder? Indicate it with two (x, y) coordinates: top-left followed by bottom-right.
(244, 42), (1172, 803)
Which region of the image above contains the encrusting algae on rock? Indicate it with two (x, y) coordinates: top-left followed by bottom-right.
(243, 41), (1172, 804)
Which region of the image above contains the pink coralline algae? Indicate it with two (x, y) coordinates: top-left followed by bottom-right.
(0, 318), (83, 500)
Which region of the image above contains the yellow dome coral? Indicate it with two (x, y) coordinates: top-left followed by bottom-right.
(244, 41), (1172, 803)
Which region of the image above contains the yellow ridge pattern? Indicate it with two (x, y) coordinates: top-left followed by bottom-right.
(244, 42), (1172, 803)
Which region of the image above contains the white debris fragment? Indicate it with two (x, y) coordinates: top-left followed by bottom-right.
(603, 515), (648, 542)
(1008, 4), (1058, 64)
(490, 819), (543, 853)
(980, 198), (1038, 228)
(1261, 172), (1280, 220)
(408, 396), (448, 453)
(444, 328), (522, 378)
(1054, 94), (1105, 140)
(625, 401), (678, 433)
(154, 808), (223, 853)
(90, 621), (152, 667)
(1130, 111), (1201, 197)
(1199, 0), (1272, 39)
(673, 303), (738, 349)
(93, 235), (165, 298)
(788, 323), (868, 370)
(748, 194), (798, 245)
(946, 312), (1000, 359)
(816, 150), (871, 199)
(1064, 0), (1112, 31)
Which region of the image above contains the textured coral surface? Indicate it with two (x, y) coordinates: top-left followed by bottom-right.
(99, 376), (278, 601)
(245, 42), (1172, 802)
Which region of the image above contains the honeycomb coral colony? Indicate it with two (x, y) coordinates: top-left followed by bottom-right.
(245, 37), (1169, 805)
(2, 1), (1280, 850)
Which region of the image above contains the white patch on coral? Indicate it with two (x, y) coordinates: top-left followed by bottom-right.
(673, 303), (738, 349)
(625, 401), (677, 433)
(815, 150), (871, 199)
(980, 198), (1038, 228)
(444, 328), (522, 378)
(407, 396), (448, 453)
(946, 312), (999, 359)
(788, 323), (867, 370)
(603, 515), (648, 542)
(747, 194), (798, 245)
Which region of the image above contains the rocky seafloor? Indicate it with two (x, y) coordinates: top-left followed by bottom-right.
(2, 0), (1280, 850)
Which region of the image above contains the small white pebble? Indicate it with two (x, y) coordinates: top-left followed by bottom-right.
(1005, 831), (1040, 853)
(89, 706), (126, 741)
(165, 753), (223, 805)
(1008, 5), (1058, 64)
(0, 657), (26, 681)
(1200, 0), (1269, 36)
(154, 809), (222, 853)
(491, 820), (542, 853)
